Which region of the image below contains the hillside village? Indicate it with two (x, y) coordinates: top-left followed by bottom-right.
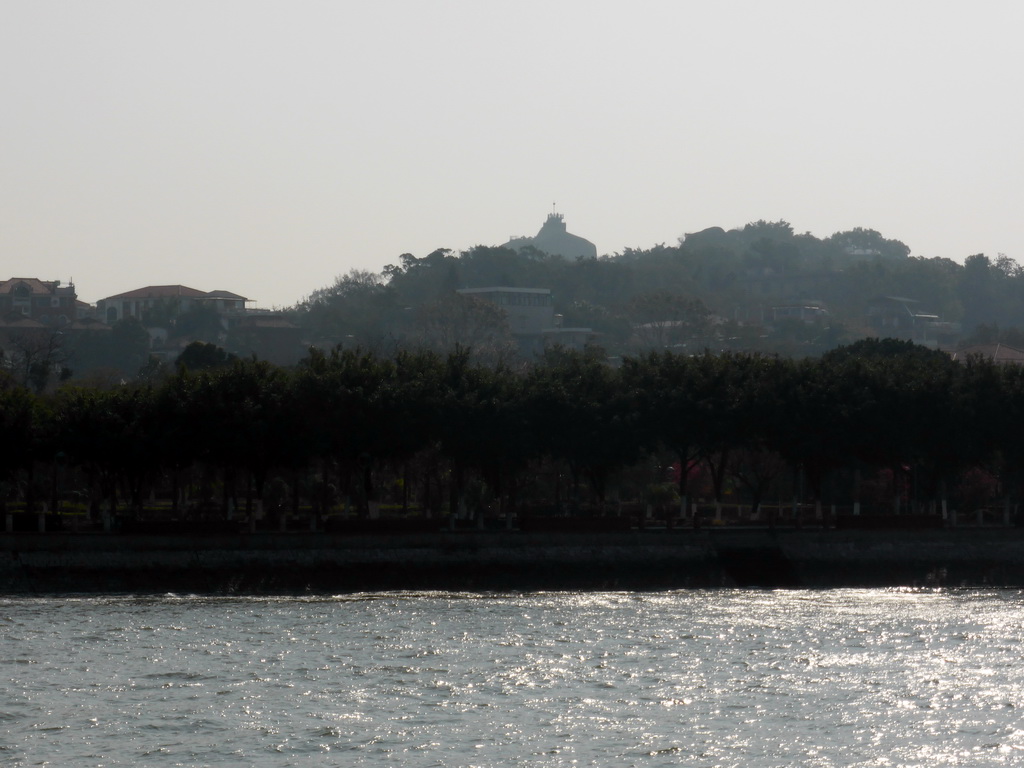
(5, 214), (1024, 532)
(4, 213), (1024, 390)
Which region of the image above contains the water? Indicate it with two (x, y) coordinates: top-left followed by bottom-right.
(2, 590), (1023, 767)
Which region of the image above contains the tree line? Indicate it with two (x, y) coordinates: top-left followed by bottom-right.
(1, 338), (1022, 526)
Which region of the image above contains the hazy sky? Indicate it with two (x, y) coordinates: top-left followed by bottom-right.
(4, 1), (1023, 308)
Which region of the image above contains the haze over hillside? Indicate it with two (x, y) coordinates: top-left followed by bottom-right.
(3, 2), (1023, 308)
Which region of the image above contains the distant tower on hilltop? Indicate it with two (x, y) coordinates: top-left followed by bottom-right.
(503, 211), (597, 260)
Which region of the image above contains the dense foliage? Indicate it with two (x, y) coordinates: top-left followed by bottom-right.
(294, 221), (1024, 359)
(1, 340), (1022, 523)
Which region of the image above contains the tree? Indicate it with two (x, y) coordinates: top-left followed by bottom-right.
(0, 385), (44, 511)
(176, 341), (237, 372)
(621, 351), (707, 516)
(171, 305), (224, 345)
(769, 356), (859, 510)
(561, 300), (632, 351)
(458, 245), (556, 290)
(109, 317), (152, 375)
(1, 328), (70, 393)
(293, 347), (409, 517)
(412, 294), (518, 365)
(383, 249), (461, 307)
(827, 227), (910, 260)
(62, 316), (151, 383)
(525, 348), (640, 512)
(200, 359), (301, 518)
(434, 349), (530, 519)
(297, 269), (402, 353)
(817, 345), (966, 514)
(625, 293), (711, 351)
(729, 446), (788, 519)
(822, 337), (949, 365)
(54, 384), (159, 517)
(740, 220), (796, 242)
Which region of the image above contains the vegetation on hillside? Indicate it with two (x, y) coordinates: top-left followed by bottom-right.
(293, 221), (1024, 360)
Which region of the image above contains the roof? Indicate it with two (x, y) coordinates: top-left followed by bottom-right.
(65, 317), (112, 332)
(235, 316), (298, 329)
(204, 290), (249, 301)
(0, 278), (70, 295)
(0, 312), (47, 329)
(457, 287), (551, 295)
(952, 343), (1024, 364)
(868, 295), (922, 305)
(100, 285), (209, 302)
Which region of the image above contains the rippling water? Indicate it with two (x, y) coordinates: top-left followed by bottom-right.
(2, 589), (1024, 766)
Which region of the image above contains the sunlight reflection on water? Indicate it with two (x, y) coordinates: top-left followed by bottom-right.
(2, 589), (1023, 766)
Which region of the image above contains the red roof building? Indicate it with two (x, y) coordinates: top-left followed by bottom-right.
(96, 285), (249, 324)
(0, 278), (77, 326)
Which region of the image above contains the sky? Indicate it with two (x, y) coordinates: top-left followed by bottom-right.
(3, 1), (1023, 308)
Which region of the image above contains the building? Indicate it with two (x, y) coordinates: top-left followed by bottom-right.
(228, 312), (304, 366)
(951, 343), (1024, 365)
(96, 285), (249, 325)
(0, 278), (77, 326)
(457, 287), (556, 336)
(93, 284), (307, 365)
(865, 296), (959, 348)
(456, 287), (592, 354)
(772, 304), (828, 323)
(504, 212), (597, 261)
(0, 279), (117, 388)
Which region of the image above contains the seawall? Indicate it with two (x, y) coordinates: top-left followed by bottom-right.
(2, 529), (1024, 593)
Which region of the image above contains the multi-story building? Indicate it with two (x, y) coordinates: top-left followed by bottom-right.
(456, 286), (592, 354)
(95, 285), (249, 324)
(0, 278), (77, 326)
(865, 295), (959, 348)
(95, 284), (304, 365)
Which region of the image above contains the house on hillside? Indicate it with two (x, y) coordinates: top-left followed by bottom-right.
(228, 312), (303, 366)
(865, 295), (959, 348)
(0, 312), (48, 343)
(0, 278), (78, 326)
(951, 343), (1024, 365)
(457, 287), (555, 335)
(772, 304), (828, 323)
(456, 286), (593, 355)
(0, 309), (112, 389)
(96, 285), (249, 324)
(95, 284), (304, 365)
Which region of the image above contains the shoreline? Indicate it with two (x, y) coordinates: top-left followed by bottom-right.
(2, 529), (1024, 593)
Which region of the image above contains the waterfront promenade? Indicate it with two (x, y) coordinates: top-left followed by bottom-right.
(2, 528), (1024, 593)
